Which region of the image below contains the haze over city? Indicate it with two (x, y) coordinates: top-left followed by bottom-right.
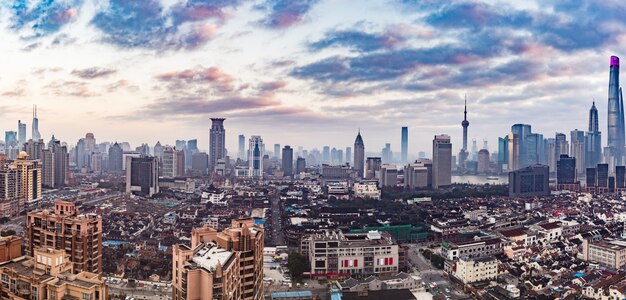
(1, 0), (624, 155)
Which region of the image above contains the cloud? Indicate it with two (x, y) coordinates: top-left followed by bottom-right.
(156, 66), (235, 92)
(90, 0), (241, 50)
(309, 29), (406, 52)
(258, 0), (319, 28)
(9, 0), (80, 38)
(45, 80), (97, 97)
(2, 87), (26, 97)
(259, 81), (288, 92)
(106, 80), (139, 93)
(71, 67), (117, 79)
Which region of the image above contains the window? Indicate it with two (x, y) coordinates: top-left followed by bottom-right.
(83, 293), (92, 300)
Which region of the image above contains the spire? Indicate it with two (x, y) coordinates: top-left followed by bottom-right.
(464, 94), (467, 120)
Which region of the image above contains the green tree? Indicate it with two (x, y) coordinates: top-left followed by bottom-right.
(287, 252), (309, 280)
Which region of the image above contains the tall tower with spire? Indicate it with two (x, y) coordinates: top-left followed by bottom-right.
(458, 96), (470, 170)
(32, 105), (41, 141)
(607, 56), (625, 167)
(586, 101), (602, 168)
(354, 130), (365, 178)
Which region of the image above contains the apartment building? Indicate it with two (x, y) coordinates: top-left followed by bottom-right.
(0, 248), (107, 300)
(452, 256), (498, 284)
(300, 230), (399, 277)
(582, 239), (626, 269)
(173, 218), (264, 300)
(26, 200), (102, 274)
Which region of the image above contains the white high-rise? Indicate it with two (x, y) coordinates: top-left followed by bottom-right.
(433, 134), (452, 189)
(248, 136), (264, 178)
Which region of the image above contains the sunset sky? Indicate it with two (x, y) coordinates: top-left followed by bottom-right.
(1, 0), (625, 157)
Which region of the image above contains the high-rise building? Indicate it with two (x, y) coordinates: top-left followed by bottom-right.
(477, 149), (490, 174)
(238, 134), (245, 161)
(153, 141), (164, 160)
(555, 132), (568, 157)
(382, 143), (392, 164)
(607, 56), (625, 166)
(176, 149), (185, 177)
(108, 142), (123, 173)
(75, 138), (86, 170)
(401, 126), (408, 164)
(322, 146), (330, 163)
(274, 144), (280, 159)
(42, 149), (54, 188)
(354, 131), (365, 178)
(345, 147), (352, 164)
(296, 157), (306, 175)
(12, 152), (42, 207)
(432, 134), (452, 189)
(497, 136), (509, 170)
(26, 200), (102, 274)
(557, 154), (576, 185)
(365, 157), (382, 179)
(191, 152), (209, 176)
(50, 141), (69, 188)
(282, 145), (293, 177)
(459, 97), (470, 169)
(330, 147), (338, 164)
(617, 165), (626, 189)
(23, 139), (44, 160)
(0, 168), (20, 217)
(570, 129), (586, 175)
(4, 131), (17, 159)
(546, 138), (556, 172)
(508, 165), (549, 197)
(209, 118), (226, 173)
(162, 146), (177, 178)
(173, 218), (265, 300)
(17, 120), (26, 146)
(507, 133), (520, 171)
(586, 101), (603, 168)
(248, 136), (264, 178)
(126, 156), (159, 197)
(32, 105), (41, 141)
(404, 162), (429, 189)
(597, 163), (609, 190)
(380, 165), (398, 187)
(511, 124), (531, 167)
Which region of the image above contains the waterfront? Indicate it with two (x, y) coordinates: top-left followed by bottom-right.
(452, 175), (509, 185)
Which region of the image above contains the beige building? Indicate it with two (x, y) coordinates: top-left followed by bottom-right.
(26, 200), (103, 274)
(173, 218), (264, 300)
(452, 256), (498, 284)
(0, 236), (22, 263)
(0, 248), (107, 300)
(353, 181), (381, 200)
(582, 239), (626, 269)
(11, 152), (42, 208)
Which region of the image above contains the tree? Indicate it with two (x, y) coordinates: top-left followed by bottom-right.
(287, 252), (309, 280)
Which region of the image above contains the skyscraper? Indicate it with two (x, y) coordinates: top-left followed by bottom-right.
(126, 156), (159, 197)
(32, 105), (41, 141)
(401, 126), (408, 163)
(274, 144), (280, 159)
(507, 133), (519, 171)
(108, 142), (123, 173)
(586, 101), (602, 168)
(570, 129), (585, 175)
(322, 146), (330, 163)
(432, 134), (452, 189)
(17, 120), (26, 146)
(209, 118), (226, 173)
(238, 134), (245, 160)
(345, 147), (352, 164)
(608, 56), (625, 166)
(296, 157), (306, 175)
(248, 136), (264, 178)
(557, 154), (576, 185)
(282, 145), (293, 177)
(354, 131), (365, 178)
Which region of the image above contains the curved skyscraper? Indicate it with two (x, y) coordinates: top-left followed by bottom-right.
(608, 56), (625, 166)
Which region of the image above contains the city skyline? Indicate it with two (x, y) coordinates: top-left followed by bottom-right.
(0, 1), (624, 154)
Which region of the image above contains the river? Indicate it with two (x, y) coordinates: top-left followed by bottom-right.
(451, 175), (508, 185)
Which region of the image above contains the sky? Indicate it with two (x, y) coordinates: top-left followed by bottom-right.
(0, 0), (625, 158)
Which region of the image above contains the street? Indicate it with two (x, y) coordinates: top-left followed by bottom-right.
(268, 195), (285, 246)
(406, 244), (469, 300)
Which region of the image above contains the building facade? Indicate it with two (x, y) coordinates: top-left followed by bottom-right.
(433, 135), (452, 189)
(26, 200), (103, 274)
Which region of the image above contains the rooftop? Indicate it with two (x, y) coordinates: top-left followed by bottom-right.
(191, 242), (234, 272)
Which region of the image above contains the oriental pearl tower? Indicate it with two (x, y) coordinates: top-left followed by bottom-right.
(459, 95), (469, 170)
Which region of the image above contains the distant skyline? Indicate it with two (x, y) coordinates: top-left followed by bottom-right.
(1, 0), (625, 156)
